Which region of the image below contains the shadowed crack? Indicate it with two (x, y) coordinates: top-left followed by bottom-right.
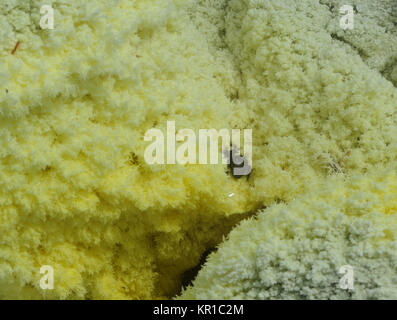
(330, 33), (369, 60)
(381, 57), (397, 87)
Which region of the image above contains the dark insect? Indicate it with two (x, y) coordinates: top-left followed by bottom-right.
(224, 146), (252, 180)
(128, 152), (139, 165)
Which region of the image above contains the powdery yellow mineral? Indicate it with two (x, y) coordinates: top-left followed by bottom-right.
(179, 170), (397, 299)
(0, 0), (255, 299)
